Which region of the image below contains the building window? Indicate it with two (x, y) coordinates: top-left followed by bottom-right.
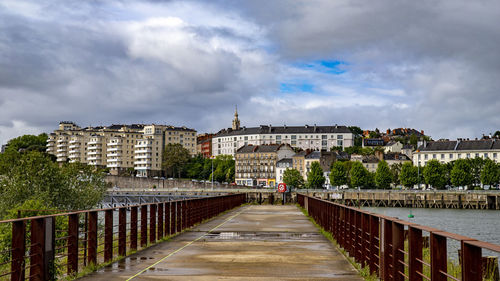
(475, 153), (479, 158)
(322, 135), (327, 139)
(291, 141), (296, 145)
(337, 140), (343, 146)
(291, 135), (296, 140)
(425, 154), (428, 160)
(433, 154), (436, 159)
(449, 154), (453, 159)
(484, 153), (488, 158)
(338, 135), (343, 140)
(493, 153), (498, 158)
(466, 153), (470, 158)
(441, 154), (444, 159)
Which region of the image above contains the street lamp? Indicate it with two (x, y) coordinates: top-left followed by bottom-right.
(211, 155), (214, 190)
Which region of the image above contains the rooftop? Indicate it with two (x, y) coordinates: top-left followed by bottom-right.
(216, 124), (352, 137)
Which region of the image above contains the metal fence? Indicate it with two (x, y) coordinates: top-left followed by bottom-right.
(0, 193), (246, 281)
(298, 193), (500, 281)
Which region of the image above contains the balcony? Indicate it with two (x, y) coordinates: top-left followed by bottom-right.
(87, 151), (102, 156)
(69, 139), (80, 144)
(107, 141), (121, 146)
(107, 163), (121, 168)
(46, 147), (54, 152)
(135, 143), (152, 149)
(69, 159), (78, 163)
(69, 144), (80, 149)
(57, 143), (67, 148)
(107, 158), (120, 163)
(56, 154), (66, 158)
(107, 147), (122, 152)
(87, 156), (102, 161)
(68, 154), (79, 159)
(135, 148), (152, 154)
(107, 153), (121, 157)
(48, 139), (55, 143)
(134, 154), (151, 159)
(56, 157), (67, 162)
(88, 161), (102, 166)
(57, 139), (67, 143)
(134, 166), (151, 170)
(134, 160), (152, 165)
(56, 149), (67, 154)
(88, 140), (102, 145)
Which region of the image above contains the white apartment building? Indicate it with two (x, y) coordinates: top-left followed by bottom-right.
(47, 121), (196, 177)
(213, 124), (354, 158)
(413, 139), (500, 166)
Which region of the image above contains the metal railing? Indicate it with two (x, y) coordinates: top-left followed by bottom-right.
(298, 193), (500, 281)
(0, 193), (246, 280)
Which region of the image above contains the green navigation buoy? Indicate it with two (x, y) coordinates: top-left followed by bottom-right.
(408, 210), (414, 218)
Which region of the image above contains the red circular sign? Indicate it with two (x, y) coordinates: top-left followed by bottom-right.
(278, 183), (287, 193)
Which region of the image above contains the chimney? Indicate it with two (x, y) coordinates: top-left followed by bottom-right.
(421, 130), (424, 135)
(314, 124), (317, 132)
(269, 125), (272, 133)
(375, 150), (384, 161)
(387, 129), (390, 135)
(305, 124), (309, 128)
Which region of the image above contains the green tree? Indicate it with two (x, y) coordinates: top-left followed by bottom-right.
(350, 161), (370, 188)
(307, 161), (325, 189)
(226, 166), (235, 183)
(283, 168), (304, 189)
(348, 126), (363, 147)
(0, 151), (106, 218)
(423, 160), (446, 189)
(3, 133), (48, 153)
(162, 143), (191, 178)
(390, 162), (402, 186)
(481, 159), (500, 186)
(375, 160), (392, 189)
(409, 134), (418, 146)
(450, 159), (473, 187)
(400, 162), (418, 189)
(469, 157), (485, 186)
(330, 161), (348, 187)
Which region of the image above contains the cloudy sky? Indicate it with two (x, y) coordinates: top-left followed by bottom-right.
(1, 0), (500, 145)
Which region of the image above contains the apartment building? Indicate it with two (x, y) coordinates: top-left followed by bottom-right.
(46, 121), (196, 177)
(234, 144), (295, 187)
(197, 133), (214, 158)
(276, 158), (293, 184)
(413, 139), (500, 166)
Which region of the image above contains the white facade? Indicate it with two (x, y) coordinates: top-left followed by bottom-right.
(412, 140), (500, 166)
(213, 125), (354, 157)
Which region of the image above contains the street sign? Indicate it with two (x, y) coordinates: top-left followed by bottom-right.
(278, 183), (287, 193)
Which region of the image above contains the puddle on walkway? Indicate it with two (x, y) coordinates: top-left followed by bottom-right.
(99, 256), (156, 273)
(203, 231), (323, 241)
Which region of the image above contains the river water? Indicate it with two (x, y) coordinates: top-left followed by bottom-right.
(362, 207), (500, 246)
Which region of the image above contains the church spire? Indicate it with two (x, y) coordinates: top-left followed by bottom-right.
(232, 105), (240, 130)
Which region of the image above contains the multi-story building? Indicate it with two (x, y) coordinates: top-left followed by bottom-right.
(197, 133), (215, 158)
(413, 139), (500, 166)
(164, 126), (197, 155)
(234, 144), (295, 187)
(212, 109), (354, 157)
(276, 158), (293, 184)
(46, 121), (196, 177)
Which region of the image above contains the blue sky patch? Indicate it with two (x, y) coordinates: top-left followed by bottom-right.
(280, 82), (314, 93)
(292, 60), (347, 75)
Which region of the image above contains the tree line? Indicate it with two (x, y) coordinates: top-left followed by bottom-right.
(282, 157), (500, 190)
(162, 143), (235, 182)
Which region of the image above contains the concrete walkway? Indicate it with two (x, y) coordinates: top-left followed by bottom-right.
(79, 205), (363, 281)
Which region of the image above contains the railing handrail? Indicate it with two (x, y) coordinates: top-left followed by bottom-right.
(0, 193), (240, 224)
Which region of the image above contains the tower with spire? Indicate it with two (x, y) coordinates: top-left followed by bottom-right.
(232, 105), (240, 130)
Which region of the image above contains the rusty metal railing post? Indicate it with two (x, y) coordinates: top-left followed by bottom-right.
(462, 241), (482, 281)
(30, 218), (45, 281)
(392, 221), (405, 281)
(158, 203), (164, 239)
(118, 208), (126, 256)
(140, 205), (148, 247)
(67, 214), (79, 276)
(381, 218), (392, 281)
(149, 204), (156, 243)
(130, 206), (138, 251)
(164, 202), (170, 237)
(176, 201), (181, 233)
(369, 215), (379, 275)
(104, 209), (113, 262)
(11, 220), (26, 281)
(171, 202), (177, 235)
(408, 226), (422, 281)
(88, 211), (98, 266)
(430, 232), (447, 281)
